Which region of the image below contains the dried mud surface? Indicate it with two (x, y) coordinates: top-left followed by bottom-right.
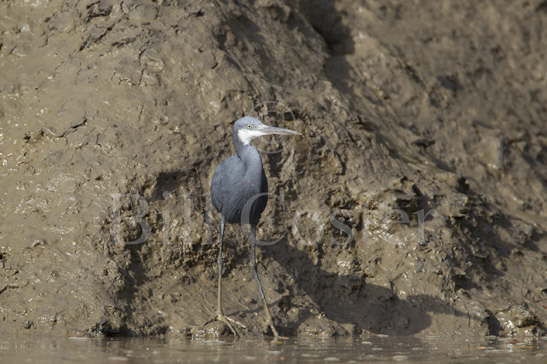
(0, 0), (546, 338)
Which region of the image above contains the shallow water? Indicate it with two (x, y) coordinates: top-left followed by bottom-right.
(0, 335), (544, 364)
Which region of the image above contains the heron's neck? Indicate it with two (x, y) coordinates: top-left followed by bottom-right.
(233, 131), (254, 155)
(232, 129), (246, 153)
(234, 139), (262, 169)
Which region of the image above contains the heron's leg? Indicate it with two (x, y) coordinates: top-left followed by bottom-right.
(250, 225), (280, 338)
(216, 216), (225, 316)
(213, 217), (245, 336)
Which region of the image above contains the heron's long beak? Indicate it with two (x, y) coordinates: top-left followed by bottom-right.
(259, 125), (301, 136)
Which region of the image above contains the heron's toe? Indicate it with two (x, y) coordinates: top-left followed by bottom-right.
(216, 314), (243, 337)
(222, 315), (247, 329)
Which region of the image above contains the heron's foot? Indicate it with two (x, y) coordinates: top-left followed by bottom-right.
(218, 314), (239, 337)
(220, 314), (247, 329)
(268, 324), (289, 341)
(204, 313), (246, 337)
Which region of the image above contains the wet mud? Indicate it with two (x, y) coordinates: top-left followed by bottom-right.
(0, 0), (545, 338)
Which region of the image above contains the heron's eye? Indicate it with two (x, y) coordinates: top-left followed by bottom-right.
(247, 124), (253, 129)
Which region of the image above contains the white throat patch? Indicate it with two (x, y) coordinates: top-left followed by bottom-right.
(238, 128), (265, 145)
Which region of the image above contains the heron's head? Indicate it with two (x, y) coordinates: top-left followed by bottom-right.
(234, 116), (300, 145)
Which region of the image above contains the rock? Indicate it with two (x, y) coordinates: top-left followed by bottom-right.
(498, 304), (541, 330)
(297, 316), (349, 337)
(190, 321), (232, 338)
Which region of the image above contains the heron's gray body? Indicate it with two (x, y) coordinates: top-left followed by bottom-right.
(211, 145), (268, 225)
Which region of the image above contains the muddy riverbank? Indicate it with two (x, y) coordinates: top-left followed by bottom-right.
(0, 0), (545, 338)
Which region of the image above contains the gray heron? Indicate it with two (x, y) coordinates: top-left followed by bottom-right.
(210, 116), (300, 338)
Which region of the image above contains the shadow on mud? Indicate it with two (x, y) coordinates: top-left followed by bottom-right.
(263, 238), (479, 336)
